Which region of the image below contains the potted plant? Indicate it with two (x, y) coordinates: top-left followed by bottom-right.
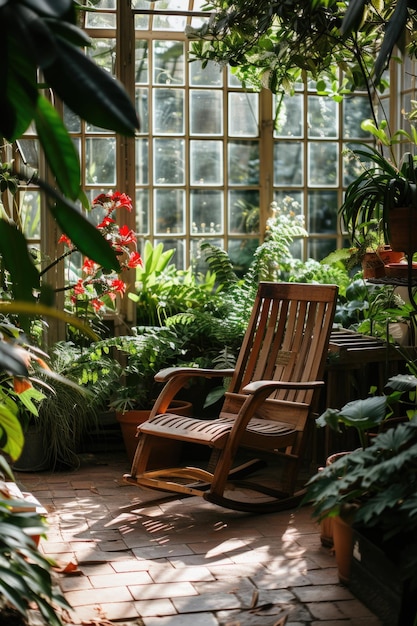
(63, 327), (193, 464)
(340, 118), (417, 258)
(305, 373), (417, 605)
(304, 417), (417, 625)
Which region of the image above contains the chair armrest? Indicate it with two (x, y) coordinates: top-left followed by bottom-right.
(243, 380), (324, 395)
(155, 367), (235, 383)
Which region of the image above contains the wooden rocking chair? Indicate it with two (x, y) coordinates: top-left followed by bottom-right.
(123, 282), (338, 512)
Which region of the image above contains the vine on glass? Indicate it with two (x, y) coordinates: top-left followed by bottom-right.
(57, 191), (142, 317)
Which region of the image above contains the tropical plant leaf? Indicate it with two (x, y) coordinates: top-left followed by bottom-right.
(0, 220), (40, 303)
(0, 302), (100, 341)
(43, 37), (139, 136)
(34, 95), (81, 200)
(0, 404), (24, 462)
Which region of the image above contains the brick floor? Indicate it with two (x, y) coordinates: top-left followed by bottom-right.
(15, 450), (382, 626)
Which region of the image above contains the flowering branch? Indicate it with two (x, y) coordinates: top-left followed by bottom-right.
(57, 191), (142, 314)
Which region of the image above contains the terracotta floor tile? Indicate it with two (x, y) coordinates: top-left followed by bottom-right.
(17, 450), (383, 626)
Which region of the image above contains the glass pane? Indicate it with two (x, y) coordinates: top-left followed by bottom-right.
(136, 87), (149, 134)
(20, 190), (41, 239)
(228, 93), (259, 137)
(16, 138), (39, 170)
(190, 140), (223, 185)
(190, 90), (223, 135)
(134, 14), (150, 30)
(342, 141), (373, 187)
(87, 39), (116, 75)
(308, 96), (338, 138)
(228, 238), (260, 276)
(308, 142), (338, 186)
(154, 189), (185, 234)
(191, 190), (223, 235)
(136, 189), (149, 234)
(308, 190), (338, 233)
(274, 142), (303, 186)
(136, 138), (149, 185)
(133, 0), (151, 29)
(63, 105), (81, 133)
(154, 138), (185, 185)
(155, 238), (185, 269)
(153, 40), (185, 85)
(343, 96), (373, 139)
(152, 0), (187, 30)
(228, 191), (260, 234)
(153, 14), (186, 31)
(274, 191), (303, 211)
(191, 238), (224, 273)
(135, 40), (149, 84)
(228, 141), (259, 185)
(153, 88), (184, 134)
(85, 138), (116, 185)
(307, 237), (338, 261)
(274, 94), (303, 138)
(189, 59), (223, 87)
(228, 70), (243, 88)
(85, 4), (116, 28)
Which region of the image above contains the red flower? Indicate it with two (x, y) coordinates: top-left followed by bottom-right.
(127, 251), (143, 268)
(92, 298), (104, 312)
(97, 216), (116, 229)
(118, 225), (137, 245)
(110, 279), (126, 295)
(82, 259), (97, 275)
(92, 193), (109, 206)
(73, 280), (85, 295)
(58, 234), (72, 246)
(113, 192), (133, 211)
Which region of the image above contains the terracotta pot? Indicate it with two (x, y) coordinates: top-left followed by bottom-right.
(388, 207), (417, 254)
(361, 252), (384, 279)
(333, 514), (354, 585)
(377, 245), (405, 266)
(319, 452), (351, 548)
(116, 400), (193, 466)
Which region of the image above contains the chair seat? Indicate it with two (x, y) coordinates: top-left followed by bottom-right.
(138, 414), (233, 446)
(138, 413), (296, 447)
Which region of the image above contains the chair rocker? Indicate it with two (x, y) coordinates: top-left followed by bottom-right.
(123, 282), (338, 513)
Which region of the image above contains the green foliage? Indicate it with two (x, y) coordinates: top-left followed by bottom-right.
(130, 241), (222, 326)
(340, 116), (417, 248)
(334, 277), (413, 337)
(188, 0), (410, 98)
(304, 416), (417, 584)
(0, 488), (71, 625)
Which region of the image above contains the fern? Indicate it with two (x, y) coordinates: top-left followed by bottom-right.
(199, 241), (239, 289)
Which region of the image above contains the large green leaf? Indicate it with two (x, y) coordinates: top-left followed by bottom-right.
(0, 342), (29, 377)
(0, 302), (100, 341)
(0, 404), (24, 462)
(34, 95), (81, 200)
(0, 221), (40, 303)
(3, 33), (38, 141)
(21, 0), (72, 17)
(44, 37), (139, 136)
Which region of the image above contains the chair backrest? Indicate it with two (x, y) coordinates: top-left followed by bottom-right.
(221, 282), (338, 423)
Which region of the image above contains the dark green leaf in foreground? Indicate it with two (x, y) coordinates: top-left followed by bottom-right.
(44, 38), (139, 136)
(0, 220), (40, 303)
(34, 95), (81, 200)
